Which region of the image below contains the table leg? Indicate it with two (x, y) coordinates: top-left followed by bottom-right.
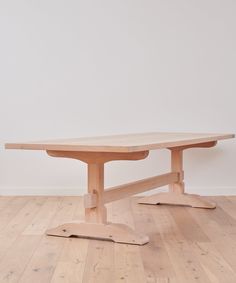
(85, 163), (107, 223)
(47, 161), (149, 245)
(139, 148), (216, 209)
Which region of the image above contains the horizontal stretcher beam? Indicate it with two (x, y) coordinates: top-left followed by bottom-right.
(104, 172), (179, 204)
(84, 172), (179, 208)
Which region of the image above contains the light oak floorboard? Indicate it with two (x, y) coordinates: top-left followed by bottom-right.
(0, 196), (235, 282)
(0, 197), (45, 259)
(151, 205), (210, 283)
(131, 199), (176, 282)
(23, 197), (62, 235)
(81, 203), (114, 283)
(113, 199), (146, 283)
(50, 197), (89, 283)
(0, 235), (41, 283)
(0, 197), (30, 230)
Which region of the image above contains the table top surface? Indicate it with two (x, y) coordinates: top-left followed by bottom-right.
(5, 132), (234, 153)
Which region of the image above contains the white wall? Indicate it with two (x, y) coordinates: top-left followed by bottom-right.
(0, 0), (235, 195)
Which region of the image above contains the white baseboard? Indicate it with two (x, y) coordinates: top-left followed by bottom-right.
(0, 186), (85, 196)
(0, 186), (235, 196)
(183, 186), (236, 196)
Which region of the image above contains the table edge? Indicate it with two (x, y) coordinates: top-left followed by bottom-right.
(5, 133), (235, 153)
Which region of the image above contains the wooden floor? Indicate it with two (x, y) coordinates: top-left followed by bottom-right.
(0, 196), (236, 283)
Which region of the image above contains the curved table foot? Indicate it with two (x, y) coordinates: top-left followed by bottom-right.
(46, 222), (149, 245)
(138, 192), (216, 209)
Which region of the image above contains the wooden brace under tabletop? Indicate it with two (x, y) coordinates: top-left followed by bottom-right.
(5, 132), (234, 245)
(139, 141), (217, 208)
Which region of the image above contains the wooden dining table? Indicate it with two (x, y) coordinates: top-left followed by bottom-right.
(5, 132), (234, 245)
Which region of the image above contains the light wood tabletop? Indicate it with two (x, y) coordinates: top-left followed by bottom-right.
(5, 132), (234, 152)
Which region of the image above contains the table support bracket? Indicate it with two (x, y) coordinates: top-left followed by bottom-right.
(46, 149), (151, 245)
(138, 141), (217, 208)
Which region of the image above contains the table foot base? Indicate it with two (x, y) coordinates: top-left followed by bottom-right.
(46, 222), (149, 245)
(138, 192), (216, 209)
